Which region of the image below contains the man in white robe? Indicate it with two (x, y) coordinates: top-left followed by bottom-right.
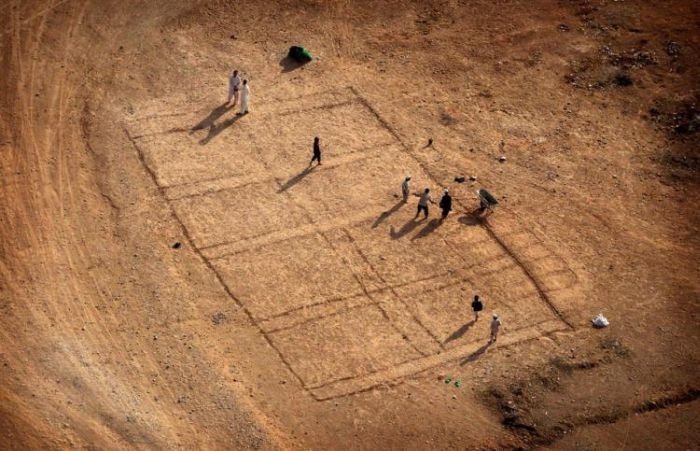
(238, 79), (250, 115)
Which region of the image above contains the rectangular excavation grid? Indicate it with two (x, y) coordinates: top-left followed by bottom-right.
(268, 304), (423, 389)
(132, 127), (268, 188)
(211, 232), (367, 321)
(194, 146), (432, 259)
(251, 100), (397, 173)
(172, 180), (312, 249)
(126, 87), (574, 401)
(129, 89), (397, 195)
(393, 276), (555, 351)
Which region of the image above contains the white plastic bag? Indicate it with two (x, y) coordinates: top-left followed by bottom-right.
(592, 313), (609, 328)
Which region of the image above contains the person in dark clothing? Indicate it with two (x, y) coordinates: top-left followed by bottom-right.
(439, 189), (452, 219)
(310, 136), (322, 166)
(471, 295), (484, 322)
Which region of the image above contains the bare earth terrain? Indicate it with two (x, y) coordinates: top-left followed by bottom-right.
(1, 0), (699, 449)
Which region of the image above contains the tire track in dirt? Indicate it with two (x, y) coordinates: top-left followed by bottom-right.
(1, 0), (58, 372)
(0, 0), (72, 37)
(1, 2), (131, 446)
(16, 0), (142, 431)
(46, 1), (158, 430)
(2, 1), (188, 445)
(51, 2), (212, 443)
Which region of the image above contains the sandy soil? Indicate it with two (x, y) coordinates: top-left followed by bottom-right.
(1, 0), (699, 449)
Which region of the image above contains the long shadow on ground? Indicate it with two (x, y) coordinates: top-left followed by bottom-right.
(459, 342), (492, 365)
(199, 114), (243, 145)
(191, 103), (232, 132)
(278, 166), (316, 193)
(444, 320), (475, 344)
(390, 217), (423, 239)
(411, 218), (442, 241)
(372, 200), (405, 228)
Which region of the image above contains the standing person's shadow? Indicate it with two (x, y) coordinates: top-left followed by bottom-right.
(372, 200), (405, 228)
(278, 166), (316, 193)
(191, 103), (232, 132)
(459, 341), (493, 365)
(389, 218), (422, 239)
(444, 320), (475, 344)
(411, 218), (442, 241)
(198, 114), (243, 145)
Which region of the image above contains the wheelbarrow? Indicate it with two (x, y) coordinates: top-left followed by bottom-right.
(476, 188), (498, 213)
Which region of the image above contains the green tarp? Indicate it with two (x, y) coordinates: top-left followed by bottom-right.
(288, 46), (313, 63)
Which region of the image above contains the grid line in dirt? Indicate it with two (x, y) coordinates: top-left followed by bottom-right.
(349, 86), (575, 330)
(125, 86), (359, 139)
(339, 227), (446, 351)
(310, 316), (560, 394)
(122, 124), (310, 391)
(264, 172), (429, 359)
(310, 319), (570, 400)
(166, 142), (395, 202)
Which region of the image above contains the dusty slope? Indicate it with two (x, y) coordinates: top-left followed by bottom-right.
(1, 0), (279, 448)
(1, 0), (699, 450)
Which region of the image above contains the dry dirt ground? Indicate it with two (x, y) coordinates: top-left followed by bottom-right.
(1, 0), (699, 449)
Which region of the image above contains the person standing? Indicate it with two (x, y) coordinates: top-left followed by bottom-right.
(439, 189), (452, 220)
(227, 70), (241, 106)
(310, 137), (322, 166)
(489, 314), (501, 344)
(401, 176), (411, 202)
(471, 295), (483, 322)
(415, 188), (432, 219)
(238, 79), (250, 115)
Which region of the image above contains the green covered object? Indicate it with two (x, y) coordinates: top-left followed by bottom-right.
(478, 188), (498, 205)
(288, 46), (313, 63)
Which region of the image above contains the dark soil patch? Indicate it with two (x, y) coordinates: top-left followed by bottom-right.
(599, 336), (632, 358)
(649, 96), (700, 137)
(663, 153), (700, 172)
(612, 72), (633, 86)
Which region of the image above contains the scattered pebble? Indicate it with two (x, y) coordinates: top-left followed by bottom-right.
(212, 312), (226, 325)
